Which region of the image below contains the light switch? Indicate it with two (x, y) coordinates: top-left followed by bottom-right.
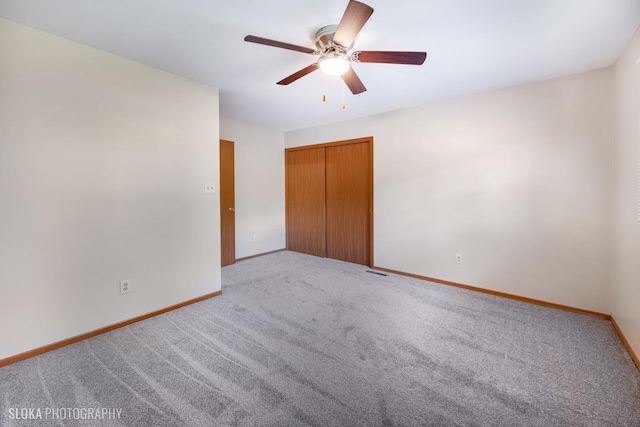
(204, 182), (216, 193)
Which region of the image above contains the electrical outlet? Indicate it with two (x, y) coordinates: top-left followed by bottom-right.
(253, 234), (259, 242)
(455, 254), (463, 264)
(204, 182), (216, 193)
(120, 279), (131, 294)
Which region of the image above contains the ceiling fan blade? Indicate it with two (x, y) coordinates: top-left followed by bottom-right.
(343, 67), (367, 95)
(277, 64), (319, 85)
(352, 51), (427, 65)
(333, 0), (374, 48)
(244, 35), (317, 54)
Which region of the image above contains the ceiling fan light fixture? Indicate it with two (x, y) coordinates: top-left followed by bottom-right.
(318, 52), (351, 77)
(245, 1), (426, 95)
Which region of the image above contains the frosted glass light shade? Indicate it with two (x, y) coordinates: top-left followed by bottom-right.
(318, 53), (351, 77)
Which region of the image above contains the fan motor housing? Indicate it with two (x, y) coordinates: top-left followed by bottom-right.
(315, 25), (353, 52)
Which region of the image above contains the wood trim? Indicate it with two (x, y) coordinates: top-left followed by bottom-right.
(285, 147), (289, 252)
(368, 138), (374, 268)
(0, 291), (222, 368)
(611, 316), (640, 371)
(372, 266), (611, 320)
(285, 136), (374, 152)
(235, 248), (286, 262)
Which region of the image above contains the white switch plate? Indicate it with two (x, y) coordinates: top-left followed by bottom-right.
(204, 182), (216, 193)
(455, 254), (463, 264)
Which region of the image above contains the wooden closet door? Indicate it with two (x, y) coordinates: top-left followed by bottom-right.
(286, 148), (326, 257)
(325, 142), (371, 266)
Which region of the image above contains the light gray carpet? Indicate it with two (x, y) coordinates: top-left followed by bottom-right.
(1, 251), (639, 426)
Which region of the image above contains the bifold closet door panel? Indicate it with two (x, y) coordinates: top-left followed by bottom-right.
(286, 148), (326, 257)
(325, 142), (371, 266)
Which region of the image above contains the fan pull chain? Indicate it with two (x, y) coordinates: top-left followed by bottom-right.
(342, 83), (346, 109)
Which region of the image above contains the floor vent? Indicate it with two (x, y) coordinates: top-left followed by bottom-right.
(366, 270), (388, 276)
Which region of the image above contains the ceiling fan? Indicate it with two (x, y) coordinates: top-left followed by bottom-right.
(244, 0), (427, 95)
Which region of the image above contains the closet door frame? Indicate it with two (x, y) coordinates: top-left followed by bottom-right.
(284, 136), (374, 266)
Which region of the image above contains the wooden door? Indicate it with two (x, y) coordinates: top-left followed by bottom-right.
(286, 148), (326, 257)
(325, 142), (372, 266)
(220, 139), (235, 267)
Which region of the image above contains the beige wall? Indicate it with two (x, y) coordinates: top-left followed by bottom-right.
(0, 18), (221, 360)
(286, 68), (613, 314)
(220, 118), (285, 259)
(613, 25), (640, 359)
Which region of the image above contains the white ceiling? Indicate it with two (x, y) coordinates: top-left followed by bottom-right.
(1, 0), (639, 132)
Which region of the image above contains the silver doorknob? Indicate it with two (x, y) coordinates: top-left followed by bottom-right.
(229, 207), (235, 212)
